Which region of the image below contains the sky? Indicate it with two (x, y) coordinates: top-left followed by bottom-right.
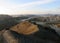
(0, 0), (60, 15)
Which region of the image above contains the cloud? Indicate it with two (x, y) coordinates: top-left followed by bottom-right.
(18, 0), (55, 8)
(10, 0), (55, 9)
(0, 0), (55, 8)
(0, 0), (58, 14)
(47, 7), (60, 14)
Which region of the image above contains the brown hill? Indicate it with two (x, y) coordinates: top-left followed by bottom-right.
(55, 24), (60, 28)
(10, 21), (39, 35)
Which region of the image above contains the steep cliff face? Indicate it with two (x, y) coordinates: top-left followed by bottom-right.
(10, 21), (39, 35)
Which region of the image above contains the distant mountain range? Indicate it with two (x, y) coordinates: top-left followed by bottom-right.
(11, 14), (60, 17)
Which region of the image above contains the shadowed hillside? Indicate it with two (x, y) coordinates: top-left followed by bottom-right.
(0, 15), (18, 31)
(0, 15), (60, 43)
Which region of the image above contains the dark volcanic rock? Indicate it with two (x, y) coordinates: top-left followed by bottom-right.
(33, 24), (60, 43)
(10, 31), (55, 43)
